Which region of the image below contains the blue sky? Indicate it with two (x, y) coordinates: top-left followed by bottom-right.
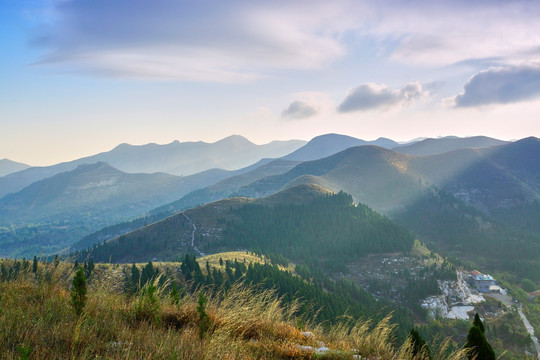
(2, 0), (540, 165)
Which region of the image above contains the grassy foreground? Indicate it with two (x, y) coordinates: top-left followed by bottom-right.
(0, 261), (470, 359)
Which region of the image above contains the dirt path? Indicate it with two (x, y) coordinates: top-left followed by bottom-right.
(182, 213), (203, 257)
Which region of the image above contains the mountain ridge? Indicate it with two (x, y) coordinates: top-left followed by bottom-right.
(0, 135), (306, 199)
(0, 159), (31, 177)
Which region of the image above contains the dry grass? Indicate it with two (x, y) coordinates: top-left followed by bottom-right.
(199, 251), (294, 273)
(0, 260), (469, 359)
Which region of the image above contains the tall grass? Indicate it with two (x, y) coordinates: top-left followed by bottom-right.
(0, 260), (469, 359)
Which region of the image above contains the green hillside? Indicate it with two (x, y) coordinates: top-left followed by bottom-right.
(75, 185), (414, 269)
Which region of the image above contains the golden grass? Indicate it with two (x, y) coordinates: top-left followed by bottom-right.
(199, 251), (294, 273)
(0, 260), (469, 359)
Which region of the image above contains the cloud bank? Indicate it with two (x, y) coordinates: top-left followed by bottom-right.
(29, 0), (540, 82)
(455, 64), (540, 107)
(33, 0), (363, 82)
(338, 82), (426, 112)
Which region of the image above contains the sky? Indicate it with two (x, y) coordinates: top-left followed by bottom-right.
(1, 0), (540, 166)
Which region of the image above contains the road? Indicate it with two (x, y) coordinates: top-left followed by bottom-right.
(518, 306), (540, 359)
(485, 292), (540, 359)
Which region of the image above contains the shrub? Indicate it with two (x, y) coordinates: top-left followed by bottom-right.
(70, 266), (87, 316)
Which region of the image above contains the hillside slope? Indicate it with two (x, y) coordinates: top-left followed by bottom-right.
(77, 184), (414, 265)
(0, 162), (258, 257)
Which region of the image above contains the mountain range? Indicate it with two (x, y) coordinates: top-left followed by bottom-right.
(1, 133), (531, 259)
(0, 135), (305, 199)
(71, 136), (540, 279)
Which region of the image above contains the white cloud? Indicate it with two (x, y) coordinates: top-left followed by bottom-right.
(374, 1), (540, 67)
(281, 92), (332, 120)
(454, 64), (540, 107)
(28, 0), (540, 83)
(32, 0), (366, 82)
(338, 82), (427, 112)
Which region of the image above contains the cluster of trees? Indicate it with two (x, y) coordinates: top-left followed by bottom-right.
(221, 192), (414, 267)
(118, 254), (414, 337)
(392, 188), (540, 280)
(0, 257), (34, 281)
(124, 261), (161, 295)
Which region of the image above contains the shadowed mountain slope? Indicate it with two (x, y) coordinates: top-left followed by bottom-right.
(152, 158), (301, 215)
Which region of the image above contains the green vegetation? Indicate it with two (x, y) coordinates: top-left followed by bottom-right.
(74, 190), (414, 270)
(0, 257), (473, 359)
(391, 187), (540, 281)
(70, 266), (87, 316)
(464, 315), (495, 360)
(221, 191), (414, 265)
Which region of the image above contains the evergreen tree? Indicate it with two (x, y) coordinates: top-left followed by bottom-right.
(473, 313), (485, 333)
(32, 256), (38, 274)
(197, 292), (210, 338)
(409, 328), (431, 359)
(84, 258), (95, 278)
(464, 324), (495, 360)
(70, 267), (87, 316)
(170, 282), (180, 305)
(130, 264), (141, 294)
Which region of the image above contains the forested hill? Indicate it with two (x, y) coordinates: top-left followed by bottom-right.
(76, 185), (414, 265)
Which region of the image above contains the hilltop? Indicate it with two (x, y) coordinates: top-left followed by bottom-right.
(75, 184), (414, 266)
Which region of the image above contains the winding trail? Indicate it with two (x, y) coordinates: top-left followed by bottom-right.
(182, 212), (203, 257)
(518, 306), (540, 359)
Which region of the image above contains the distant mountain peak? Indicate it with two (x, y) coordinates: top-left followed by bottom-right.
(282, 133), (398, 162)
(0, 158), (32, 178)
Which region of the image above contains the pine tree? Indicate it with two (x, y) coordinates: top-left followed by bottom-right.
(473, 313), (485, 333)
(70, 267), (87, 316)
(130, 264), (141, 294)
(170, 282), (180, 305)
(197, 292), (210, 338)
(409, 328), (431, 359)
(464, 323), (495, 360)
(32, 256), (38, 274)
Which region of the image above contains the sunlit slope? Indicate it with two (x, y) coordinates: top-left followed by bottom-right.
(393, 135), (508, 156)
